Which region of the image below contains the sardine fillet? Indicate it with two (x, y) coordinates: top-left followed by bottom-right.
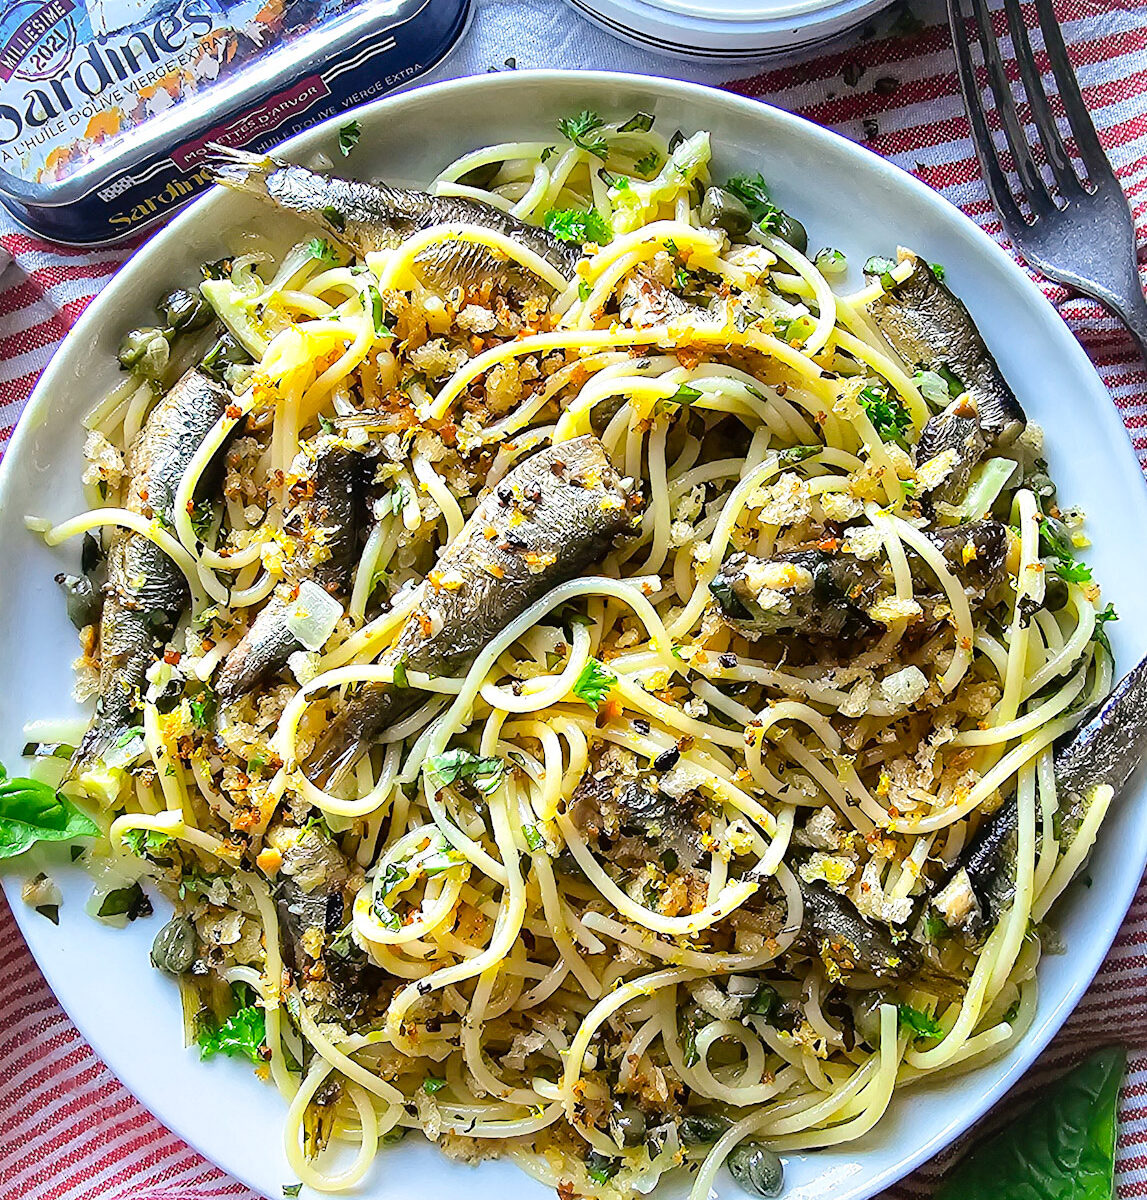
(307, 435), (636, 785)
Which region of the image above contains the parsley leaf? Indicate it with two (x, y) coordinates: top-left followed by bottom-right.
(282, 1186), (303, 1198)
(898, 1003), (944, 1040)
(392, 655), (409, 689)
(858, 385), (912, 443)
(426, 749), (505, 796)
(306, 237), (337, 263)
(543, 208), (612, 245)
(522, 823), (545, 852)
(188, 690), (217, 729)
(725, 172), (774, 221)
(572, 658), (616, 710)
(122, 827), (172, 858)
(578, 280), (592, 303)
(422, 1076), (447, 1094)
(923, 911), (950, 943)
(366, 285), (390, 338)
(586, 1151), (620, 1184)
(1093, 602), (1118, 657)
(557, 110), (609, 158)
(198, 1005), (266, 1063)
(0, 765), (99, 860)
(97, 881), (152, 920)
(633, 149), (662, 177)
(1039, 515), (1093, 583)
(337, 119), (361, 156)
(929, 260), (946, 282)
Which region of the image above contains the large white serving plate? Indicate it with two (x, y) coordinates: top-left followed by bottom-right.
(2, 70), (1145, 1200)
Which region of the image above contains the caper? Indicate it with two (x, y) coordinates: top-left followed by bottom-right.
(772, 211), (808, 254)
(117, 325), (170, 372)
(455, 160), (501, 189)
(609, 1106), (646, 1147)
(728, 1142), (784, 1198)
(680, 1113), (732, 1146)
(150, 915), (197, 975)
(157, 287), (212, 333)
(201, 332), (253, 382)
(700, 187), (753, 238)
(1043, 565), (1070, 612)
(54, 573), (99, 630)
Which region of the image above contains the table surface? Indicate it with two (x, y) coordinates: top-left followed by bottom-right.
(1, 0), (1146, 1196)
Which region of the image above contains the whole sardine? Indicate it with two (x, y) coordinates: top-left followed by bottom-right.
(934, 652), (1147, 930)
(265, 819), (382, 1015)
(72, 369), (229, 775)
(914, 395), (988, 507)
(216, 438), (371, 702)
(210, 149), (580, 290)
(869, 254), (1027, 447)
(307, 435), (638, 785)
(709, 521), (1010, 640)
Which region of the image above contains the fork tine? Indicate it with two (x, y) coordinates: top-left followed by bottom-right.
(947, 0), (1030, 232)
(1001, 0), (1083, 196)
(1031, 0), (1116, 185)
(967, 0), (1056, 217)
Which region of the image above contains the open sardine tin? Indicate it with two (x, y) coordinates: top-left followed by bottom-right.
(0, 0), (469, 244)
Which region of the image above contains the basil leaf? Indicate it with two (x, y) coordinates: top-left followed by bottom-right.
(0, 766), (99, 860)
(426, 749), (505, 796)
(935, 1045), (1125, 1200)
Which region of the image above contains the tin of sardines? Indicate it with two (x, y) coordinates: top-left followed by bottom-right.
(0, 0), (469, 245)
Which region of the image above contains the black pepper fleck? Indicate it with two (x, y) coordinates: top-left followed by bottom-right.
(654, 747), (680, 771)
(719, 652), (737, 669)
(634, 718), (651, 735)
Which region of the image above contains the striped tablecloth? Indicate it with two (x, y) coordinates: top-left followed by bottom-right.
(2, 0), (1146, 1195)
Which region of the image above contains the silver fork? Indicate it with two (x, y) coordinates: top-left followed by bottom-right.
(946, 0), (1147, 361)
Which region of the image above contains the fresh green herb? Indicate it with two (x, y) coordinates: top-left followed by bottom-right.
(392, 655), (409, 689)
(36, 904), (60, 924)
(634, 149), (662, 177)
(681, 1010), (701, 1067)
(97, 881), (152, 920)
(543, 207), (612, 245)
(934, 1045), (1125, 1200)
(317, 414), (335, 435)
(617, 111), (654, 133)
(372, 862), (410, 930)
(864, 254), (898, 276)
(539, 145), (555, 163)
(929, 260), (946, 282)
(426, 749), (505, 796)
(663, 383), (701, 408)
(1055, 560), (1093, 584)
(188, 690), (217, 729)
(573, 658), (616, 710)
(21, 741), (75, 762)
(578, 280), (592, 303)
(1039, 515), (1093, 583)
(914, 370), (955, 406)
(321, 205), (346, 233)
(0, 765), (99, 860)
(189, 500), (216, 541)
(122, 827), (172, 857)
(337, 119), (361, 156)
(1093, 602), (1118, 657)
(113, 725), (144, 751)
(306, 237), (337, 263)
(366, 285), (390, 338)
(725, 173), (774, 222)
(745, 982), (781, 1019)
(664, 237), (679, 257)
(777, 445), (822, 465)
(379, 484), (409, 517)
(282, 1185), (303, 1198)
(898, 1003), (944, 1040)
(557, 110), (609, 158)
(522, 824), (545, 852)
(1002, 999), (1021, 1022)
(923, 911), (950, 942)
(422, 1076), (447, 1094)
(586, 1151), (620, 1184)
(858, 385), (912, 443)
(198, 1005), (266, 1063)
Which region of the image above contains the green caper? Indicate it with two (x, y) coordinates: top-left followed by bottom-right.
(609, 1106), (647, 1147)
(455, 161), (501, 189)
(680, 1113), (732, 1146)
(1043, 564), (1070, 611)
(150, 915), (197, 975)
(157, 287), (212, 333)
(700, 187), (753, 238)
(728, 1142), (784, 1198)
(772, 211), (808, 254)
(54, 573), (100, 630)
(201, 332), (253, 382)
(117, 325), (170, 372)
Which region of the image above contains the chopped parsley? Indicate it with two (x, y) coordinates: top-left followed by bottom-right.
(422, 1076), (447, 1094)
(617, 111), (654, 133)
(725, 172), (773, 221)
(543, 207), (612, 245)
(858, 385), (912, 443)
(392, 655), (409, 689)
(929, 260), (946, 282)
(557, 109), (609, 158)
(426, 749), (505, 796)
(1093, 602), (1118, 657)
(188, 690), (217, 729)
(282, 1186), (303, 1198)
(366, 285), (391, 338)
(522, 823), (545, 852)
(97, 881), (152, 920)
(337, 118), (361, 156)
(633, 150), (662, 177)
(1039, 515), (1093, 583)
(306, 237), (337, 263)
(321, 205), (346, 233)
(198, 1005), (266, 1063)
(578, 280), (592, 302)
(923, 911), (950, 943)
(572, 658), (616, 710)
(122, 827), (172, 858)
(586, 1152), (620, 1184)
(745, 982), (781, 1019)
(898, 1003), (944, 1040)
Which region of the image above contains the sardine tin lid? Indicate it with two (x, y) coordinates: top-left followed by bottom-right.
(561, 0), (895, 58)
(0, 0), (470, 245)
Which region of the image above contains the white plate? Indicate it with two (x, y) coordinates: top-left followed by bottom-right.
(560, 0), (896, 58)
(2, 70), (1145, 1200)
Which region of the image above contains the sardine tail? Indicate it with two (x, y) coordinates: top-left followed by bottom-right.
(208, 144), (276, 195)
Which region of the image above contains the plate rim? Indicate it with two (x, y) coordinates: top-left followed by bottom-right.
(2, 67), (1144, 1200)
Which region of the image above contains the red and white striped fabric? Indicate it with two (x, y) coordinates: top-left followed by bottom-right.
(1, 0), (1146, 1194)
